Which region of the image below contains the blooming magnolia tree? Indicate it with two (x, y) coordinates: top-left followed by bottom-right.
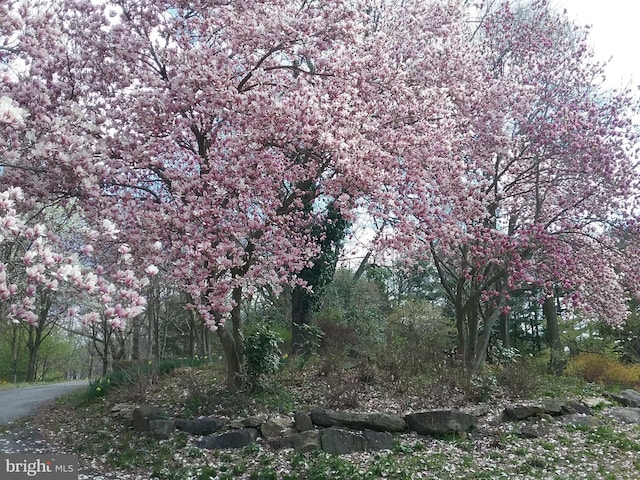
(1, 0), (465, 387)
(0, 186), (150, 379)
(1, 0), (638, 383)
(411, 1), (640, 371)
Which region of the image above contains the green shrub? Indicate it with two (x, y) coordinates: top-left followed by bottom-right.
(243, 324), (283, 391)
(376, 299), (455, 381)
(314, 269), (389, 354)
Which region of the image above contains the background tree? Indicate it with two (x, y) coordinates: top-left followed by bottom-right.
(291, 202), (349, 353)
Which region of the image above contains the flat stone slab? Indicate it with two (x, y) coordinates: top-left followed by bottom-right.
(320, 427), (367, 454)
(228, 414), (267, 429)
(310, 409), (406, 432)
(608, 390), (640, 408)
(196, 428), (258, 449)
(292, 430), (322, 453)
(149, 419), (175, 438)
(558, 414), (602, 428)
(518, 420), (549, 439)
(503, 405), (545, 421)
(607, 407), (640, 424)
(363, 430), (394, 451)
(404, 410), (477, 435)
(175, 417), (226, 435)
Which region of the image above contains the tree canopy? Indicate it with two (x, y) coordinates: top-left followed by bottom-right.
(1, 0), (638, 385)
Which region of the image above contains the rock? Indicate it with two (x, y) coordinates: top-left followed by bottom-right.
(310, 409), (406, 432)
(465, 404), (491, 417)
(518, 420), (549, 439)
(270, 430), (322, 452)
(558, 414), (602, 428)
(404, 410), (477, 436)
(582, 397), (612, 409)
(261, 416), (296, 440)
(291, 430), (322, 453)
(149, 419), (175, 438)
(563, 401), (592, 416)
(175, 417), (226, 435)
(320, 427), (367, 454)
(110, 403), (136, 426)
(608, 390), (640, 408)
(363, 430), (394, 451)
(132, 405), (165, 432)
(503, 405), (544, 421)
(294, 411), (314, 432)
(196, 428), (258, 449)
(607, 407), (640, 424)
(228, 414), (267, 429)
(541, 400), (565, 416)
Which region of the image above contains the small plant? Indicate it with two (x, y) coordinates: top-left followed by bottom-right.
(87, 376), (112, 400)
(295, 323), (324, 369)
(468, 369), (499, 402)
(488, 339), (520, 365)
(243, 324), (283, 391)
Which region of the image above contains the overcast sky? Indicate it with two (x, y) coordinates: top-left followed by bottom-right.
(555, 0), (639, 89)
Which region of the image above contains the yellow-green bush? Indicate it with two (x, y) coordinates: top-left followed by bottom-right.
(566, 353), (640, 389)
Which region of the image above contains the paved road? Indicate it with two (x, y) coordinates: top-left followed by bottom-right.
(0, 380), (87, 426)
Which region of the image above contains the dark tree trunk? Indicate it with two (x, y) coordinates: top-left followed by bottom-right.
(466, 296), (479, 367)
(544, 294), (564, 375)
(188, 311), (196, 358)
(26, 291), (52, 382)
(131, 316), (140, 360)
(26, 326), (38, 383)
(291, 285), (313, 354)
(499, 311), (510, 348)
(10, 323), (21, 383)
(472, 301), (505, 372)
(216, 287), (245, 390)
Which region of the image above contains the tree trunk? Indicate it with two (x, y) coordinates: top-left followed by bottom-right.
(543, 294), (564, 375)
(10, 323), (21, 383)
(216, 287), (245, 390)
(188, 310), (196, 357)
(101, 354), (109, 376)
(131, 316), (140, 360)
(291, 285), (313, 354)
(26, 291), (52, 382)
(472, 301), (504, 372)
(26, 326), (38, 383)
(216, 325), (244, 390)
(146, 278), (160, 360)
(499, 311), (510, 348)
(453, 276), (467, 367)
(88, 352), (94, 380)
(466, 296), (479, 367)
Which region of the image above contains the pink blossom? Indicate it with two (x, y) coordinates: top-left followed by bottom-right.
(80, 244), (94, 255)
(144, 264), (159, 276)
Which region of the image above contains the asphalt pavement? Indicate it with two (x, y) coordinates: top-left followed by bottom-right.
(0, 380), (87, 426)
